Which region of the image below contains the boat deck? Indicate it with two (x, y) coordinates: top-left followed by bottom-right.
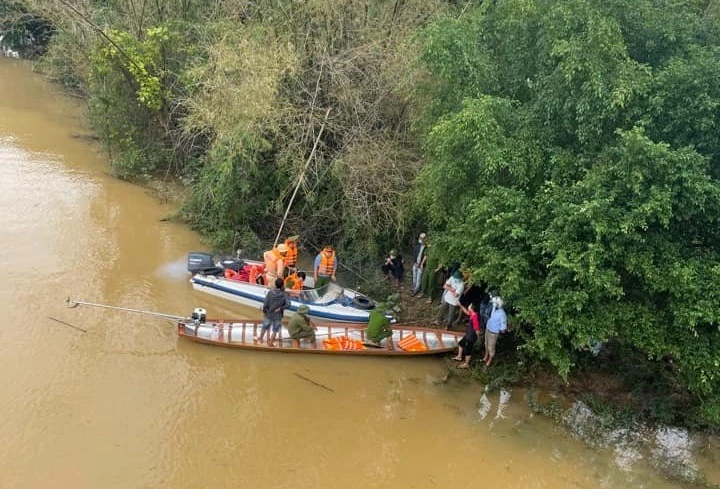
(177, 319), (462, 356)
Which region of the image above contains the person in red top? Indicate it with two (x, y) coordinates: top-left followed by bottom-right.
(453, 302), (481, 369)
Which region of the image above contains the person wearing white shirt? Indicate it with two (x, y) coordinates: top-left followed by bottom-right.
(435, 270), (464, 329)
(411, 233), (427, 296)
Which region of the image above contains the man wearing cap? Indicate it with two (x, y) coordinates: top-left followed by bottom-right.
(287, 304), (317, 348)
(435, 269), (465, 330)
(264, 243), (288, 285)
(313, 245), (338, 288)
(411, 233), (427, 296)
(366, 305), (394, 350)
(483, 297), (507, 367)
(283, 235), (300, 275)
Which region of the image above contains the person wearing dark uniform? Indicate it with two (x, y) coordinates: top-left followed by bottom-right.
(287, 304), (317, 348)
(366, 307), (394, 349)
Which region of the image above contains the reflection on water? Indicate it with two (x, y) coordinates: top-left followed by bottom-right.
(0, 56), (713, 489)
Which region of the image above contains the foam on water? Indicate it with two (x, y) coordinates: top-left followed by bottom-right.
(156, 259), (190, 280)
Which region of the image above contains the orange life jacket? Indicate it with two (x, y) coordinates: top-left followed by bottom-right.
(284, 273), (304, 291)
(284, 239), (298, 267)
(322, 337), (365, 351)
(317, 251), (336, 277)
(263, 248), (285, 281)
(248, 265), (264, 285)
(224, 268), (238, 280)
(398, 334), (427, 352)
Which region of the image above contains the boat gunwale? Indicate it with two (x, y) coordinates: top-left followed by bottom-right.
(176, 319), (462, 356)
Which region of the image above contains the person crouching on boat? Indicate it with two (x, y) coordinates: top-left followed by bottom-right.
(287, 304), (317, 349)
(264, 243), (289, 285)
(284, 271), (306, 297)
(256, 278), (291, 347)
(314, 245), (337, 288)
(366, 305), (394, 350)
(283, 235), (300, 276)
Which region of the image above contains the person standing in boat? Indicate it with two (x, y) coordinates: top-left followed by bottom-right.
(256, 277), (291, 347)
(287, 304), (317, 348)
(264, 243), (289, 285)
(313, 245), (338, 288)
(283, 235), (300, 276)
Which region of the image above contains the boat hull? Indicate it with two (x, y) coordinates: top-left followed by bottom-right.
(190, 273), (380, 324)
(177, 319), (462, 356)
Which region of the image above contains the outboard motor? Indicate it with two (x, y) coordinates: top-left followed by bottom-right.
(187, 252), (223, 276)
(220, 257), (245, 272)
(191, 308), (207, 324)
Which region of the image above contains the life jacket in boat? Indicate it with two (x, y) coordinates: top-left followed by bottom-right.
(224, 268), (239, 280)
(284, 273), (304, 291)
(264, 248), (285, 281)
(322, 337), (365, 351)
(317, 250), (336, 277)
(398, 333), (427, 352)
(248, 264), (264, 285)
(284, 239), (298, 268)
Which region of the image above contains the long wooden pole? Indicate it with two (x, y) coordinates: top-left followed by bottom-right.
(274, 107), (332, 247)
(66, 297), (186, 321)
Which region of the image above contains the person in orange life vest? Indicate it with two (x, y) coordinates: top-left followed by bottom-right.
(284, 271), (306, 297)
(313, 245), (338, 288)
(283, 235), (300, 276)
(264, 243), (288, 285)
(248, 264), (265, 285)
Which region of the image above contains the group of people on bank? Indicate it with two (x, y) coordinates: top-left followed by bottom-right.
(382, 232), (508, 367)
(257, 233), (508, 366)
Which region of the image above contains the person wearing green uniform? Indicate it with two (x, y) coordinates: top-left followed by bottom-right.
(419, 251), (446, 304)
(366, 306), (394, 349)
(287, 304), (317, 348)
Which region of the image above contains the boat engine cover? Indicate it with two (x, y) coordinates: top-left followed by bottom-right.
(187, 252), (215, 273)
(220, 257), (245, 272)
(191, 308), (207, 323)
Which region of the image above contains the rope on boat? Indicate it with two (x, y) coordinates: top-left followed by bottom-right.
(65, 297), (186, 321)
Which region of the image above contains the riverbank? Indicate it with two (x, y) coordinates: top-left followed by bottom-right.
(379, 279), (720, 486)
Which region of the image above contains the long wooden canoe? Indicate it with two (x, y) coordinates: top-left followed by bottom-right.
(177, 318), (463, 356)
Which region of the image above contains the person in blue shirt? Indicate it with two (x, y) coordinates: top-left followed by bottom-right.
(483, 296), (507, 367)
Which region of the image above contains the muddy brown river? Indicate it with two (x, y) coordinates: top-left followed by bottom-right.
(0, 57), (714, 489)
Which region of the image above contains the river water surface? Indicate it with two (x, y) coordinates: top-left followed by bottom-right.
(0, 57), (712, 489)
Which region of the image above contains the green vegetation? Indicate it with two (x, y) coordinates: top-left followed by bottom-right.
(3, 0), (720, 428)
(413, 0), (720, 427)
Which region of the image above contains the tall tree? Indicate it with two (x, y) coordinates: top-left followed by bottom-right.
(413, 0), (720, 423)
